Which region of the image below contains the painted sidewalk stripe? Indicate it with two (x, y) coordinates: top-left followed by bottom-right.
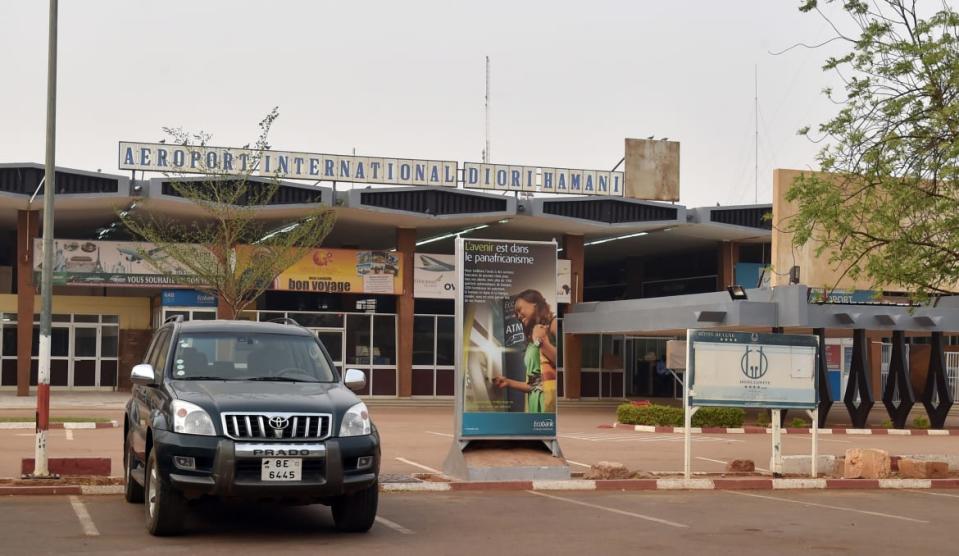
(905, 489), (959, 499)
(395, 457), (442, 474)
(425, 431), (454, 438)
(375, 516), (414, 535)
(69, 496), (100, 536)
(526, 490), (688, 528)
(724, 491), (930, 523)
(566, 460), (592, 468)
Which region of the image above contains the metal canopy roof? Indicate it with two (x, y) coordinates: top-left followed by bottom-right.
(564, 285), (959, 337)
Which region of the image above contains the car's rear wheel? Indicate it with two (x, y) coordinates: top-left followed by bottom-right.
(123, 429), (144, 504)
(144, 450), (185, 536)
(331, 482), (378, 533)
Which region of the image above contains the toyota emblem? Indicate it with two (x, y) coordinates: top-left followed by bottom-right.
(268, 416), (289, 430)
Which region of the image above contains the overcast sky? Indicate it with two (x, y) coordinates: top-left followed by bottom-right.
(1, 1), (846, 208)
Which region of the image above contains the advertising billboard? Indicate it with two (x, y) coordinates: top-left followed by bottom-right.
(33, 239), (201, 287)
(456, 238), (558, 438)
(414, 252), (572, 303)
(273, 248), (403, 295)
(687, 330), (818, 409)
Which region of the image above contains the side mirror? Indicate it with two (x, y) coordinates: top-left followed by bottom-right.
(131, 363), (157, 386)
(344, 368), (367, 392)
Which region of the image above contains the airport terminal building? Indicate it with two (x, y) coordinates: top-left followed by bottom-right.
(1, 144), (953, 407)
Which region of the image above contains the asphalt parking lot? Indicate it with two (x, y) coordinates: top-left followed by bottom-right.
(2, 489), (958, 555)
(2, 406), (958, 478)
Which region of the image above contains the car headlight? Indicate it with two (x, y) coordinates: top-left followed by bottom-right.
(171, 400), (216, 436)
(339, 402), (371, 437)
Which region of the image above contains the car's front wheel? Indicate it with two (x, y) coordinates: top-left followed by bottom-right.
(144, 450), (186, 536)
(331, 482), (378, 533)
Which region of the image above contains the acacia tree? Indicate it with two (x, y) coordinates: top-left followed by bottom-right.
(786, 0), (959, 302)
(121, 108), (336, 318)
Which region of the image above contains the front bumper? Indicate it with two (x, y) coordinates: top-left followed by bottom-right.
(152, 430), (379, 500)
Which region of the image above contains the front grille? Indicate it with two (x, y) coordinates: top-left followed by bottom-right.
(235, 459), (326, 482)
(221, 412), (332, 441)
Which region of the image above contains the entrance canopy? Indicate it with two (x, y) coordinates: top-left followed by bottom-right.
(563, 285), (959, 336)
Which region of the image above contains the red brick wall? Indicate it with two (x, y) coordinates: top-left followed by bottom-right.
(118, 329), (153, 391)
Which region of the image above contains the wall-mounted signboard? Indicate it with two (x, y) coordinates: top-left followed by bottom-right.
(119, 141), (625, 197)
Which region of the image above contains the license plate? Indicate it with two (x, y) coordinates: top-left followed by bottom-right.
(261, 458), (302, 481)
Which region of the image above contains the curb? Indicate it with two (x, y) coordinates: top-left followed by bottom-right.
(381, 477), (959, 493)
(0, 421), (119, 430)
(4, 479), (959, 496)
(612, 422), (959, 436)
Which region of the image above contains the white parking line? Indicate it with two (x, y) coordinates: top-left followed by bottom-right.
(560, 432), (741, 444)
(395, 457), (441, 474)
(724, 491), (930, 523)
(65, 429), (74, 441)
(68, 496), (100, 536)
(375, 516), (414, 535)
(526, 491), (688, 528)
(566, 460), (592, 468)
(425, 431), (454, 438)
(905, 489), (959, 499)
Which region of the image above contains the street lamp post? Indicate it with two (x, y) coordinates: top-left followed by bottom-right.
(31, 0), (59, 479)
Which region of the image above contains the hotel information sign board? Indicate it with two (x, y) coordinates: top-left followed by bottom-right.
(687, 330), (818, 410)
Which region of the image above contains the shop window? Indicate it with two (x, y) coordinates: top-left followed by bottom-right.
(75, 328), (97, 358)
(1, 362), (16, 386)
(102, 315), (119, 324)
(436, 317), (454, 366)
(74, 315), (98, 323)
(372, 315), (396, 365)
(74, 360), (96, 386)
(293, 313), (343, 328)
(51, 360), (69, 386)
(52, 327), (70, 357)
(346, 314), (371, 365)
(100, 360), (118, 387)
(581, 335), (600, 369)
(371, 369), (397, 395)
(52, 314), (70, 323)
(2, 326), (17, 357)
(101, 326), (119, 358)
(316, 331), (343, 363)
(191, 311), (215, 321)
(411, 368), (434, 396)
(412, 317), (434, 366)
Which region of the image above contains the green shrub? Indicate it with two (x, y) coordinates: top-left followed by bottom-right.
(913, 415), (931, 429)
(616, 404), (745, 428)
(881, 419), (893, 429)
(755, 411), (770, 427)
(789, 417), (808, 428)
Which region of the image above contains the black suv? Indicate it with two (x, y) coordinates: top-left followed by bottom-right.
(123, 317), (380, 536)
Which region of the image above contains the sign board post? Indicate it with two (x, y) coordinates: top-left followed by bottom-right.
(684, 330), (820, 479)
(444, 238), (567, 481)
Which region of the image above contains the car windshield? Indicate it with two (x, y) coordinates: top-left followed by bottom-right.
(171, 332), (337, 383)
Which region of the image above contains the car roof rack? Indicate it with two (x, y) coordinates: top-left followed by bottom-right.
(164, 314), (185, 324)
(267, 317), (301, 326)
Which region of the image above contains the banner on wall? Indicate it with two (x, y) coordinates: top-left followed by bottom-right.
(273, 248), (403, 295)
(455, 238), (558, 439)
(414, 252), (572, 303)
(33, 239), (201, 287)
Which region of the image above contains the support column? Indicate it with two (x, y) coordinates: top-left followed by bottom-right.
(16, 210), (39, 396)
(717, 241), (738, 290)
(813, 328), (833, 428)
(562, 234), (584, 399)
(844, 328), (875, 428)
(395, 228), (416, 398)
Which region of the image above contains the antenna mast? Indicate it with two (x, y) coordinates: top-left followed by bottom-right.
(484, 56), (491, 163)
(754, 64), (758, 204)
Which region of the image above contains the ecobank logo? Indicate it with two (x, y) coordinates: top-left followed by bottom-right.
(532, 418), (554, 431)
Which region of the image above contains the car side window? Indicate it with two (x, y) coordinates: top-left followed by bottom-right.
(153, 330), (172, 380)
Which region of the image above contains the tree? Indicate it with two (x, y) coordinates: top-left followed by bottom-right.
(120, 108), (336, 318)
(785, 0), (959, 302)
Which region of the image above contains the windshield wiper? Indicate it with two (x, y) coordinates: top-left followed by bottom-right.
(245, 376), (319, 383)
(177, 376), (236, 381)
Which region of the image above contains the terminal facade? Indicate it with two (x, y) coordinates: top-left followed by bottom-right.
(0, 158), (778, 400)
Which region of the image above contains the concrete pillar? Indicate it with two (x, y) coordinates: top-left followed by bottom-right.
(717, 241), (738, 290)
(395, 228), (416, 398)
(562, 234), (584, 399)
(16, 210), (39, 396)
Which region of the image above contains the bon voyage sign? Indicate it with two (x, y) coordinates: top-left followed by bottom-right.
(273, 248), (403, 295)
(455, 238), (558, 439)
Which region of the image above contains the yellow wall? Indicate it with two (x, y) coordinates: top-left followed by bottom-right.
(772, 169), (888, 291)
(0, 294), (152, 329)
